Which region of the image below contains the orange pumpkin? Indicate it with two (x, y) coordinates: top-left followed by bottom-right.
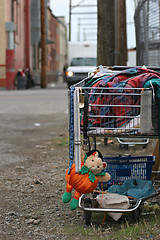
(65, 163), (98, 200)
(62, 150), (110, 210)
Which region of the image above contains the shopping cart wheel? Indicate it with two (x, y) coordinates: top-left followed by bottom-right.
(104, 137), (108, 145)
(83, 198), (92, 226)
(132, 208), (141, 221)
(119, 144), (128, 150)
(84, 210), (92, 226)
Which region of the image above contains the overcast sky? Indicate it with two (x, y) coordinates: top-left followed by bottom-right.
(50, 0), (136, 48)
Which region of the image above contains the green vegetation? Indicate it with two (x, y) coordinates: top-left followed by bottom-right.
(64, 211), (160, 240)
(51, 136), (69, 147)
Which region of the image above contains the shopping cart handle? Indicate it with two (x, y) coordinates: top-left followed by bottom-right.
(78, 194), (142, 213)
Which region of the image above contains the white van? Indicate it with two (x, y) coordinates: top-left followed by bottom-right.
(66, 42), (97, 88)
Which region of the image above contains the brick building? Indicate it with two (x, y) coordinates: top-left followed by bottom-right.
(0, 0), (7, 89)
(0, 0), (67, 89)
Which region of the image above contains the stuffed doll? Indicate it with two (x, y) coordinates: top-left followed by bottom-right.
(62, 149), (110, 210)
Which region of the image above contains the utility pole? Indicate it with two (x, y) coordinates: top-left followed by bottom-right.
(114, 0), (119, 65)
(25, 0), (31, 69)
(40, 0), (46, 88)
(77, 18), (80, 41)
(97, 0), (127, 66)
(69, 0), (72, 41)
(119, 0), (127, 66)
(97, 0), (115, 65)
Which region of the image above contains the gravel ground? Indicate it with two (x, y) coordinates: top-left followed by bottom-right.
(0, 113), (78, 240)
(0, 112), (159, 240)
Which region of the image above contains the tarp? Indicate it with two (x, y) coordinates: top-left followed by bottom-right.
(108, 178), (155, 199)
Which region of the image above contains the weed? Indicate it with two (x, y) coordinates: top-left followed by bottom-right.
(64, 212), (160, 240)
(51, 137), (69, 147)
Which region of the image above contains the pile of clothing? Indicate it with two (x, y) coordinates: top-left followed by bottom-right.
(82, 68), (160, 130)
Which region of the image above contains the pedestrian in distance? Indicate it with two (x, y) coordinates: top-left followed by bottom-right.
(14, 69), (27, 90)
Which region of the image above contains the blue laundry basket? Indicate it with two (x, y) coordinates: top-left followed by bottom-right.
(99, 155), (155, 191)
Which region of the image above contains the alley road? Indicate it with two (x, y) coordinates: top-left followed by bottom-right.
(0, 82), (68, 115)
(0, 82), (69, 167)
(0, 82), (83, 239)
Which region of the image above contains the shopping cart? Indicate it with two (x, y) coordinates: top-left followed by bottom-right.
(68, 66), (160, 225)
(117, 137), (149, 150)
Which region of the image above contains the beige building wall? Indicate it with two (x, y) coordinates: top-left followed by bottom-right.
(0, 0), (6, 86)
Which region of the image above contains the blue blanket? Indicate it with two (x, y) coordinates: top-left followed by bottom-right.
(108, 178), (155, 199)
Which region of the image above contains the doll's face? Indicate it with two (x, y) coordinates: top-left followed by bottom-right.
(84, 152), (107, 175)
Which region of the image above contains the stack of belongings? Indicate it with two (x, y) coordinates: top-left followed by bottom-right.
(81, 67), (160, 136)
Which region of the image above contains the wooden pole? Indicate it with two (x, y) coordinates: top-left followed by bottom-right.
(69, 0), (72, 41)
(97, 0), (115, 66)
(25, 0), (31, 69)
(40, 0), (46, 88)
(97, 0), (127, 66)
(119, 0), (127, 65)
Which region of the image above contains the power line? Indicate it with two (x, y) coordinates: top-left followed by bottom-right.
(77, 17), (97, 20)
(78, 23), (97, 26)
(71, 12), (97, 15)
(69, 0), (97, 40)
(72, 0), (86, 9)
(72, 5), (97, 8)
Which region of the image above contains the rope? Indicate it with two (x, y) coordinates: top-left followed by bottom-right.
(99, 185), (107, 224)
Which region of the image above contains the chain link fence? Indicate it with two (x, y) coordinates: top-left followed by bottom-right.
(134, 0), (160, 66)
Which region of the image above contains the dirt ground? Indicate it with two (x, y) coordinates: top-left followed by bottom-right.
(0, 113), (159, 240)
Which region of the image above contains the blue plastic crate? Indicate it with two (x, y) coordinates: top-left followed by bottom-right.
(99, 155), (155, 191)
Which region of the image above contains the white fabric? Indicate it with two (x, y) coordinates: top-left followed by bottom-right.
(96, 193), (129, 221)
